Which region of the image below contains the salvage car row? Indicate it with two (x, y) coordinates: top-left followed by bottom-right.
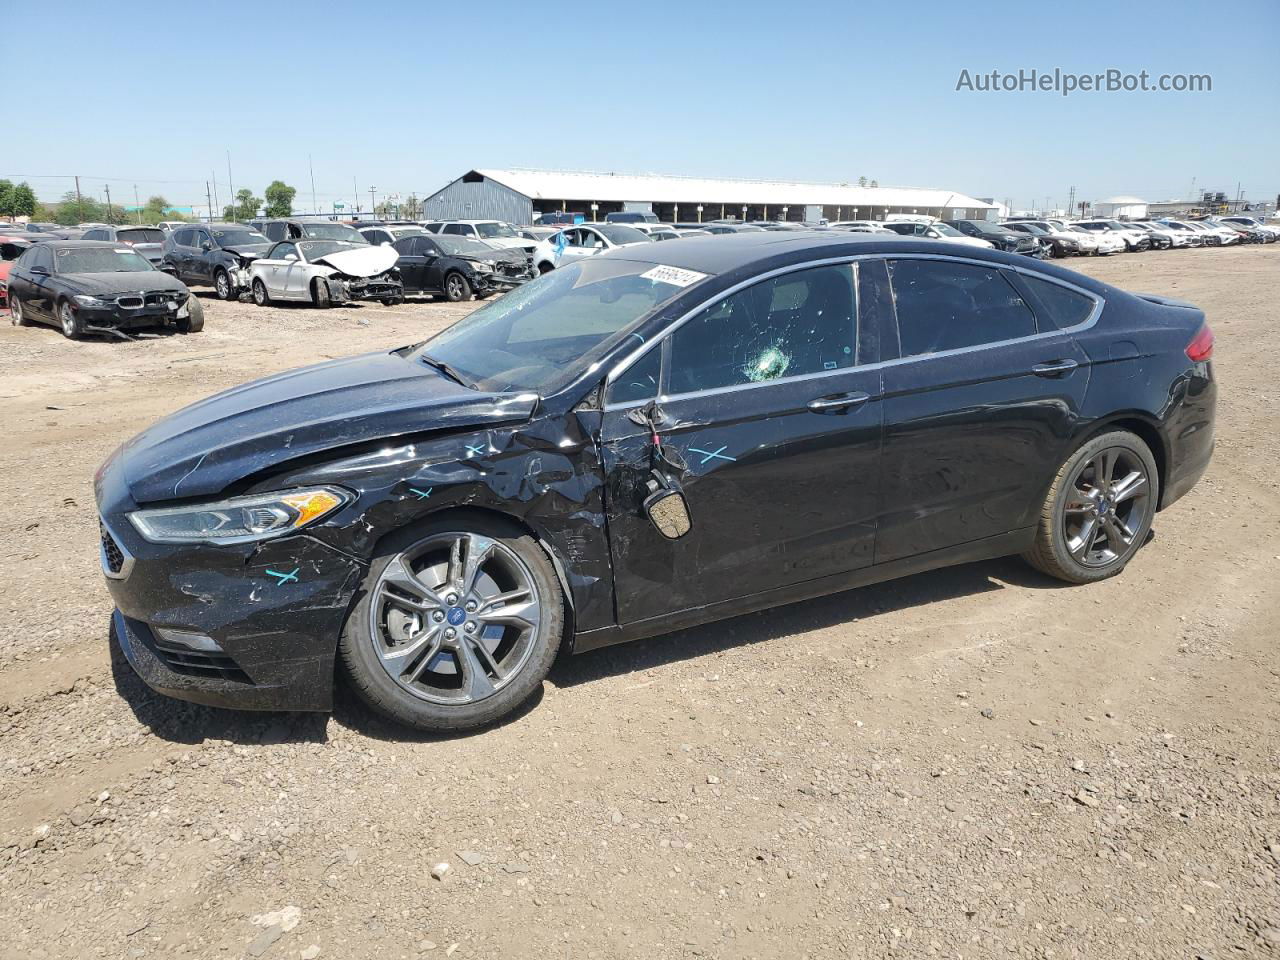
(1, 211), (1276, 340)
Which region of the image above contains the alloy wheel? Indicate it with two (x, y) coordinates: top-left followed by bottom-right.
(1061, 447), (1152, 567)
(446, 274), (465, 300)
(60, 302), (78, 338)
(368, 532), (541, 705)
(215, 271), (230, 299)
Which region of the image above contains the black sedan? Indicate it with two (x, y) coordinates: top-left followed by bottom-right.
(1001, 222), (1079, 258)
(95, 233), (1215, 732)
(391, 233), (533, 301)
(944, 219), (1042, 256)
(9, 240), (202, 339)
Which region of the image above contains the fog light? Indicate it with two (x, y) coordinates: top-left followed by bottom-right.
(152, 627), (223, 653)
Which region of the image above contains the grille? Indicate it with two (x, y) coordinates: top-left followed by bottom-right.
(151, 636), (252, 683)
(117, 295), (144, 308)
(100, 522), (124, 574)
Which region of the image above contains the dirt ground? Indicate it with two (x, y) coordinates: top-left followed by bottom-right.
(0, 247), (1277, 960)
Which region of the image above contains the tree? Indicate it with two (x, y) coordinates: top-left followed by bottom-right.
(857, 176), (867, 188)
(0, 179), (13, 219)
(402, 194), (422, 220)
(223, 188), (262, 222)
(263, 180), (296, 218)
(12, 183), (37, 218)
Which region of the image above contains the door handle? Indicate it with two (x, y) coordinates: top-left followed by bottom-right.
(807, 391), (871, 413)
(1031, 359), (1079, 377)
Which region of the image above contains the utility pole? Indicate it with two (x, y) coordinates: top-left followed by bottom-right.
(226, 151), (236, 220)
(370, 186), (376, 218)
(104, 184), (113, 223)
(206, 182), (213, 223)
(74, 176), (84, 223)
(353, 176), (358, 216)
(134, 184), (142, 224)
(309, 155), (317, 216)
(211, 172), (220, 220)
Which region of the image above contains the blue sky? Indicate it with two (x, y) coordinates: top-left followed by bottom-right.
(7, 0), (1278, 213)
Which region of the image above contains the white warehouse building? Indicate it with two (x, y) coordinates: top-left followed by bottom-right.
(1094, 196), (1149, 219)
(424, 169), (999, 225)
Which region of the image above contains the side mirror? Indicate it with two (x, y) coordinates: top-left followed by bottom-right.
(645, 487), (692, 539)
(283, 253), (298, 262)
(159, 263), (177, 276)
(30, 265), (49, 276)
(200, 241), (213, 251)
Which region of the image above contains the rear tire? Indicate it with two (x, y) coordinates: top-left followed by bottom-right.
(58, 300), (83, 340)
(176, 297), (204, 333)
(10, 296), (31, 326)
(252, 278), (270, 306)
(311, 278), (331, 309)
(1022, 430), (1158, 584)
(340, 514), (565, 732)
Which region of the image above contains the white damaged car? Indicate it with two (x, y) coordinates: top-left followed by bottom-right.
(248, 240), (404, 308)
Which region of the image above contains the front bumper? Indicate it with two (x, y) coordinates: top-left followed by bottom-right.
(97, 471), (366, 711)
(76, 294), (191, 330)
(330, 277), (404, 303)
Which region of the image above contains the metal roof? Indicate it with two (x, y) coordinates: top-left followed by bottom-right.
(471, 169), (997, 211)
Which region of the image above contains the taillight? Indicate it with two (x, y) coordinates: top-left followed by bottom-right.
(1185, 323), (1214, 362)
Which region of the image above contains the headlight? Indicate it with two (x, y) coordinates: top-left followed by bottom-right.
(74, 294), (112, 307)
(129, 486), (350, 545)
(472, 261), (494, 273)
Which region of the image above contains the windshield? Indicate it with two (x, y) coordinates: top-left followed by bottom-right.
(117, 228), (165, 244)
(434, 236), (495, 257)
(595, 224), (650, 245)
(931, 223), (964, 237)
(300, 222), (367, 242)
(55, 247), (154, 273)
(297, 240), (363, 260)
(415, 258), (702, 393)
(389, 227), (424, 239)
(214, 228), (269, 247)
(475, 222), (517, 239)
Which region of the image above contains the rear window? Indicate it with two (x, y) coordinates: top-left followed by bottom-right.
(888, 259), (1036, 356)
(1021, 275), (1095, 329)
(117, 228), (165, 244)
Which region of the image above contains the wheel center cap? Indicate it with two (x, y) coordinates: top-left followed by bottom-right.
(446, 607), (467, 626)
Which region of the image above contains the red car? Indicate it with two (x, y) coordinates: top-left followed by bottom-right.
(0, 238), (31, 311)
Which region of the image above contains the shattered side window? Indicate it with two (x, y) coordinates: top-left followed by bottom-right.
(668, 264), (857, 395)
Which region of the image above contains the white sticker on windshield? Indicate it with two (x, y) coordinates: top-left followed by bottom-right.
(640, 265), (708, 288)
(115, 248), (131, 254)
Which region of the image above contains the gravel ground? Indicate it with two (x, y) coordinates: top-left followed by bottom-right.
(0, 249), (1277, 960)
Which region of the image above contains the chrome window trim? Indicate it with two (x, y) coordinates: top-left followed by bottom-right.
(601, 252), (1103, 413)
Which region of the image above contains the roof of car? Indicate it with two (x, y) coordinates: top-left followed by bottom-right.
(32, 239), (134, 248)
(594, 231), (925, 274)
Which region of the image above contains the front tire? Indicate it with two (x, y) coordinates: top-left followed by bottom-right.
(252, 278), (270, 307)
(213, 268), (235, 301)
(1022, 430), (1158, 584)
(58, 300), (83, 340)
(340, 515), (565, 732)
(311, 278), (331, 309)
(176, 297), (204, 333)
(443, 271), (471, 302)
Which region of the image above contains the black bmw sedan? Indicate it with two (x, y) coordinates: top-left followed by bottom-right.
(96, 233), (1216, 732)
(9, 240), (203, 339)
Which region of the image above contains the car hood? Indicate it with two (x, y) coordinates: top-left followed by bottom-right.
(119, 349), (539, 503)
(312, 245), (399, 276)
(64, 272), (188, 296)
(478, 237), (536, 250)
(221, 243), (273, 260)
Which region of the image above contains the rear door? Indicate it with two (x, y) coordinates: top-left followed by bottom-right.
(392, 236), (426, 291)
(600, 259), (885, 625)
(874, 255), (1094, 562)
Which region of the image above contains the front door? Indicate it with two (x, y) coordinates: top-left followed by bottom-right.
(873, 255), (1093, 562)
(600, 260), (884, 627)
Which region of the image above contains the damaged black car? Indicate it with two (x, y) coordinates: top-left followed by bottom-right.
(391, 233), (534, 302)
(9, 240), (203, 339)
(163, 223), (272, 301)
(97, 233), (1215, 732)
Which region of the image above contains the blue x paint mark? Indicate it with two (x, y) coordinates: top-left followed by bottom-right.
(465, 445), (485, 457)
(688, 446), (736, 465)
(265, 567), (299, 586)
(409, 486), (433, 500)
